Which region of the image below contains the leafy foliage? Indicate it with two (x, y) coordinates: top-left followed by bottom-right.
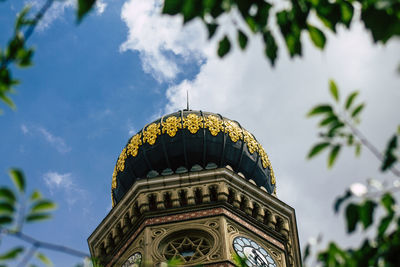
(305, 81), (400, 267)
(232, 252), (247, 267)
(162, 0), (400, 66)
(77, 0), (97, 22)
(307, 80), (366, 168)
(0, 6), (37, 113)
(0, 170), (56, 265)
(0, 0), (97, 113)
(313, 192), (400, 267)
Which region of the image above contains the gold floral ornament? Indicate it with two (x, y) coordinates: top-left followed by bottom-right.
(111, 166), (118, 189)
(224, 120), (243, 142)
(270, 166), (276, 185)
(243, 130), (258, 154)
(127, 133), (142, 157)
(258, 145), (271, 169)
(257, 144), (276, 186)
(162, 116), (182, 137)
(183, 113), (203, 134)
(116, 147), (128, 172)
(143, 123), (161, 145)
(204, 115), (223, 136)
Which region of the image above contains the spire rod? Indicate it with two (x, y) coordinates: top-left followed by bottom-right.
(186, 90), (189, 110)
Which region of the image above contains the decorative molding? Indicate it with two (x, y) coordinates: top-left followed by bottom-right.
(89, 168), (301, 267)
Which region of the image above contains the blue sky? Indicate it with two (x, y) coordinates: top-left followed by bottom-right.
(1, 0), (399, 266)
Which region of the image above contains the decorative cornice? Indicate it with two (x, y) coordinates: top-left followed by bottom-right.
(89, 168), (300, 267)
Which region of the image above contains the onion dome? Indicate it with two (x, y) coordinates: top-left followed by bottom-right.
(111, 110), (276, 206)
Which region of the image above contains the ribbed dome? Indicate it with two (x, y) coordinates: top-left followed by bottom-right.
(111, 110), (275, 206)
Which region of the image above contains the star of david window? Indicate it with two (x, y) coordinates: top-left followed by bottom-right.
(160, 230), (213, 263)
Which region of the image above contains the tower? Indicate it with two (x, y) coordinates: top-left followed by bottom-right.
(88, 110), (301, 266)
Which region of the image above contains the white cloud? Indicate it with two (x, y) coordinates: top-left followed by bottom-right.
(95, 0), (107, 15)
(21, 124), (29, 134)
(27, 0), (106, 30)
(27, 0), (75, 30)
(43, 171), (88, 208)
(38, 127), (71, 153)
(120, 1), (400, 249)
(44, 171), (73, 190)
(20, 124), (71, 153)
(127, 119), (136, 136)
(120, 0), (206, 82)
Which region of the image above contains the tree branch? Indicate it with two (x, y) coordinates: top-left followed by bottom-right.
(1, 226), (89, 258)
(0, 0), (54, 69)
(345, 120), (400, 177)
(17, 243), (38, 267)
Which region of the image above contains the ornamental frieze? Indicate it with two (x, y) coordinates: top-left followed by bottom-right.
(183, 113), (203, 134)
(143, 123), (161, 145)
(127, 133), (142, 157)
(204, 115), (224, 136)
(224, 120), (243, 143)
(161, 116), (182, 137)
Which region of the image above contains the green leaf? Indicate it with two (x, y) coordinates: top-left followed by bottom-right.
(217, 36), (231, 57)
(333, 190), (352, 213)
(16, 48), (34, 67)
(308, 24), (326, 49)
(77, 0), (96, 23)
(162, 0), (184, 15)
(30, 190), (42, 201)
(182, 0), (201, 23)
(328, 145), (341, 168)
(9, 168), (25, 193)
(237, 30), (248, 50)
(15, 6), (31, 30)
(31, 200), (57, 213)
(346, 134), (354, 145)
(167, 257), (183, 266)
(381, 135), (397, 172)
(307, 105), (333, 117)
(0, 187), (16, 204)
(0, 202), (14, 214)
(308, 142), (330, 158)
(303, 243), (311, 262)
(355, 143), (361, 157)
(378, 214), (393, 237)
(345, 91), (358, 110)
(0, 247), (24, 260)
(351, 103), (365, 118)
(245, 16), (257, 33)
(319, 115), (338, 127)
(25, 213), (51, 222)
(327, 121), (344, 136)
(345, 203), (359, 233)
(381, 193), (395, 214)
(359, 200), (376, 230)
(361, 6), (400, 43)
(36, 252), (53, 267)
(232, 252), (247, 266)
(206, 23), (218, 39)
(329, 79), (339, 102)
(0, 215), (13, 225)
(340, 1), (354, 28)
(263, 30), (278, 66)
(0, 94), (16, 109)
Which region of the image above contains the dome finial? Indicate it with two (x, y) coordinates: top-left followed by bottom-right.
(185, 89), (189, 111)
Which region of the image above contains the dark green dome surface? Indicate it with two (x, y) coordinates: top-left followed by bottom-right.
(112, 110), (275, 206)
